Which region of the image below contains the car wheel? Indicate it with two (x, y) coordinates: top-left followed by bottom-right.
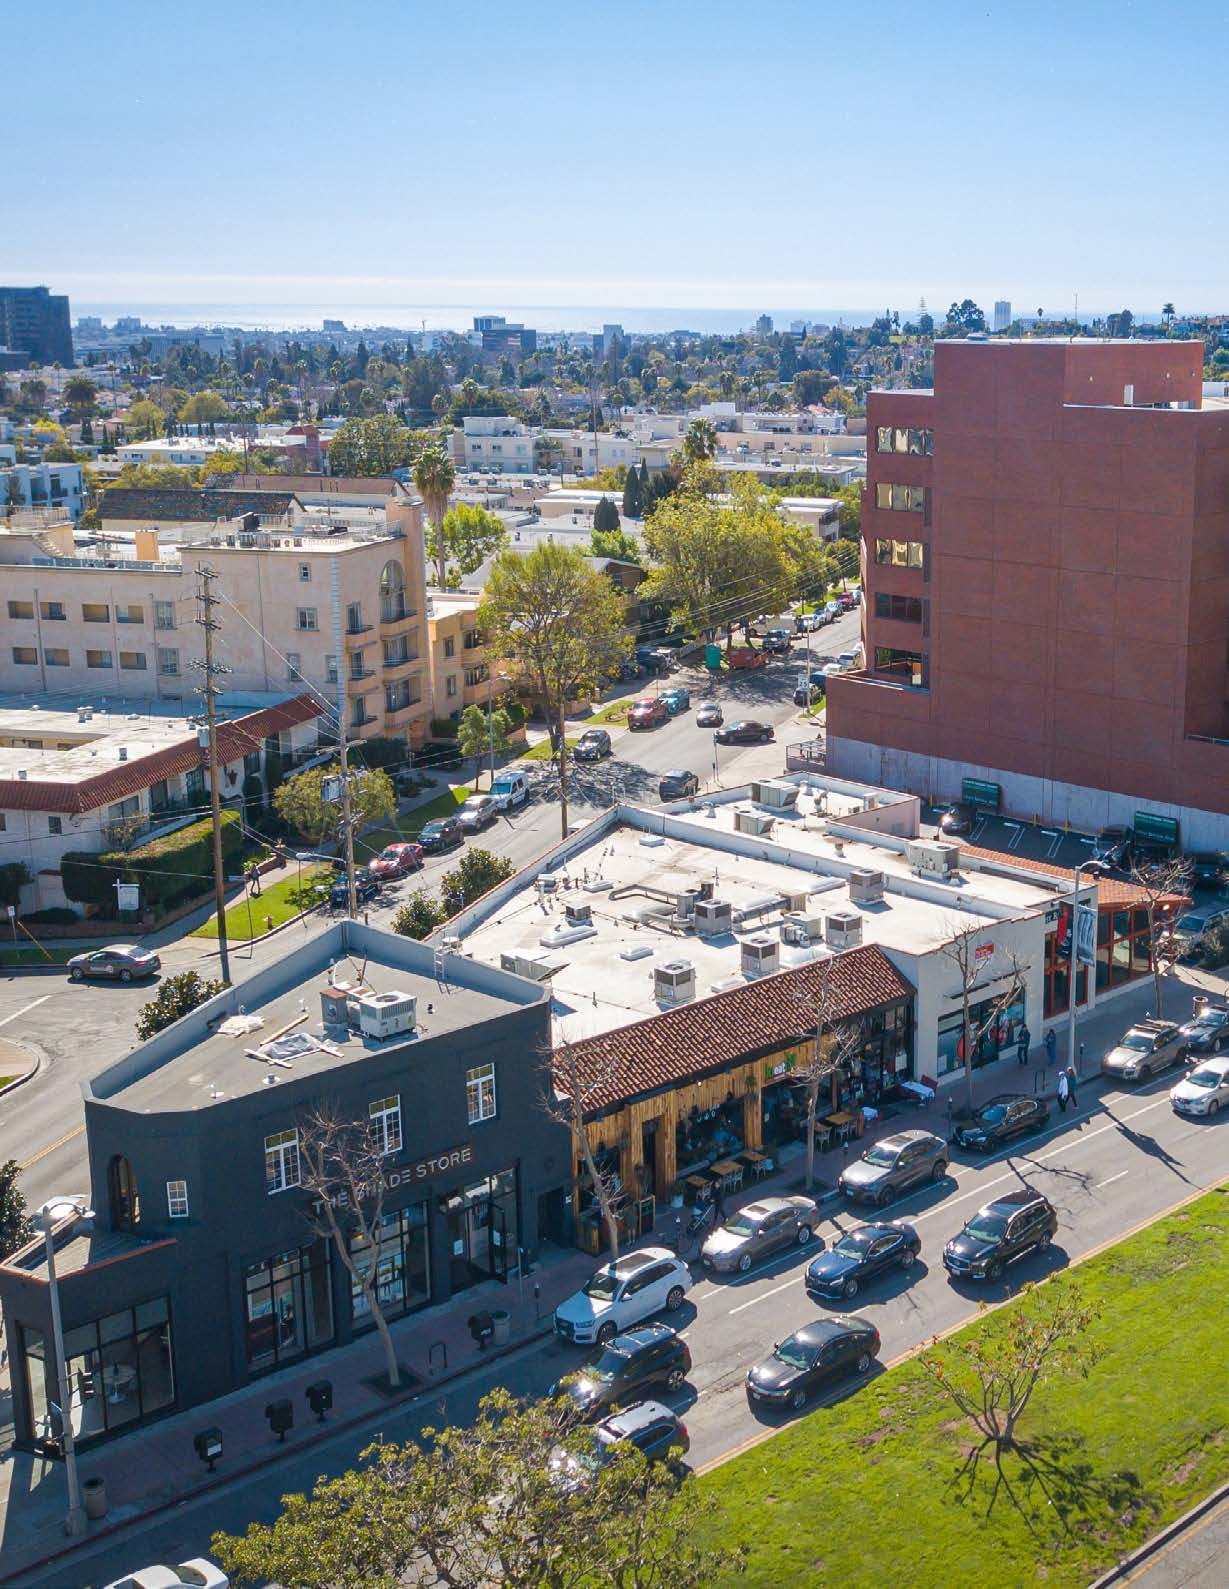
(665, 1284), (685, 1311)
(932, 1159), (948, 1182)
(596, 1321), (618, 1345)
(120, 969), (133, 983)
(900, 1247), (916, 1269)
(796, 1224), (813, 1246)
(876, 1186), (893, 1208)
(666, 1366), (686, 1391)
(738, 1253), (753, 1273)
(790, 1386), (808, 1411)
(856, 1352), (872, 1375)
(70, 967), (84, 981)
(987, 1260), (1004, 1282)
(843, 1277), (859, 1299)
(1207, 1100), (1219, 1117)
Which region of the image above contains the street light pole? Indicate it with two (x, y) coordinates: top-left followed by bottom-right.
(38, 1198), (92, 1538)
(1067, 861), (1099, 1077)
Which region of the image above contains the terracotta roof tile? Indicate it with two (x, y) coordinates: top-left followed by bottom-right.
(557, 945), (914, 1113)
(99, 489), (301, 523)
(960, 842), (1183, 908)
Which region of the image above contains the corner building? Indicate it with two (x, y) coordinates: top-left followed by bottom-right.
(826, 339), (1229, 843)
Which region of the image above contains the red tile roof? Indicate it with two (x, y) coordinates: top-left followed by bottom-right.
(960, 843), (1182, 909)
(556, 945), (914, 1113)
(0, 695), (323, 814)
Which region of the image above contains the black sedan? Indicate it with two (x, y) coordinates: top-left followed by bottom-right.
(1179, 1006), (1229, 1055)
(418, 815), (464, 853)
(938, 802), (975, 836)
(658, 769), (700, 801)
(805, 1222), (920, 1301)
(329, 869), (380, 910)
(714, 720), (775, 746)
(745, 1316), (880, 1412)
(952, 1093), (1050, 1152)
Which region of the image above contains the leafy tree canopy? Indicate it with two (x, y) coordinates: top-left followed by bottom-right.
(136, 970), (227, 1040)
(327, 415), (420, 476)
(273, 764), (395, 844)
(426, 502), (507, 586)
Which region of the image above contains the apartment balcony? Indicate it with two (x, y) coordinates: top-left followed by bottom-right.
(383, 697), (425, 725)
(350, 709), (379, 729)
(348, 665), (376, 681)
(346, 620), (374, 636)
(382, 651), (419, 672)
(379, 597), (418, 627)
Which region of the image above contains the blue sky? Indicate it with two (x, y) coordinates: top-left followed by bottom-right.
(10, 0), (1229, 315)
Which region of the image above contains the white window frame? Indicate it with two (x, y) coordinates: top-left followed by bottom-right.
(369, 1094), (403, 1156)
(166, 1179), (189, 1218)
(466, 1062), (497, 1124)
(298, 563), (312, 582)
(264, 1128), (301, 1194)
(157, 646), (179, 676)
(296, 607), (318, 631)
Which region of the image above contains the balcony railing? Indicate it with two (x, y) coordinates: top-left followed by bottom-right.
(382, 651), (419, 670)
(349, 665), (376, 680)
(346, 620), (373, 635)
(380, 597), (416, 625)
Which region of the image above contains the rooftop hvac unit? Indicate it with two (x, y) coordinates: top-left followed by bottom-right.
(355, 990), (418, 1040)
(736, 808), (775, 838)
(564, 900), (592, 926)
(693, 898), (733, 937)
(781, 912), (825, 946)
(674, 888), (703, 921)
(654, 959), (696, 1006)
(825, 909), (864, 950)
(751, 779), (800, 810)
(500, 949), (564, 982)
(907, 839), (962, 878)
(741, 934), (781, 978)
(848, 868), (886, 904)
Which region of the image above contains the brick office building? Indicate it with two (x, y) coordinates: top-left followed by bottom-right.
(826, 338), (1229, 844)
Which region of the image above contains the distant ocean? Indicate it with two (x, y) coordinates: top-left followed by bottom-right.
(73, 302), (886, 335)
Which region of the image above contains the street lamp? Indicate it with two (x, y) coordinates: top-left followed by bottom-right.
(1066, 859), (1102, 1078)
(36, 1195), (94, 1539)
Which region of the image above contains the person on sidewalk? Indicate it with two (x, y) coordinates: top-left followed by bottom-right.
(1045, 1028), (1057, 1067)
(712, 1182), (727, 1224)
(1016, 1022), (1031, 1067)
(1057, 1068), (1070, 1112)
(1066, 1065), (1079, 1110)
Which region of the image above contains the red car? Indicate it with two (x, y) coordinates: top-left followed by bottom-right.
(628, 697), (670, 730)
(368, 841), (424, 880)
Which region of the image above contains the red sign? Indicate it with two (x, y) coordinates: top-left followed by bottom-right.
(974, 943), (995, 962)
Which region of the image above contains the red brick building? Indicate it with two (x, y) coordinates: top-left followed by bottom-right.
(826, 339), (1229, 843)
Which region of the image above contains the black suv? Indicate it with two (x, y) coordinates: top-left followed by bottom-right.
(417, 815), (464, 853)
(574, 727), (612, 762)
(952, 1093), (1050, 1152)
(942, 1188), (1058, 1282)
(659, 769), (700, 801)
(329, 869), (380, 910)
(550, 1325), (691, 1418)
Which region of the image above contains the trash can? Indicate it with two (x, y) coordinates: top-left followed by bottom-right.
(490, 1308), (512, 1346)
(82, 1475), (108, 1520)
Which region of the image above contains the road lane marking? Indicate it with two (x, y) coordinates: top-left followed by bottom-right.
(20, 1124), (84, 1171)
(728, 1275), (798, 1316)
(1096, 1171), (1130, 1189)
(0, 994), (51, 1030)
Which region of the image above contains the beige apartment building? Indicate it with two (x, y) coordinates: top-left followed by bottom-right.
(425, 592), (496, 721)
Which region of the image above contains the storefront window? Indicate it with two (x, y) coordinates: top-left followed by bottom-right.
(349, 1203), (430, 1326)
(675, 1094), (746, 1175)
(937, 993), (1026, 1075)
(1096, 906), (1155, 991)
(21, 1328), (50, 1444)
(1043, 913), (1089, 1017)
(244, 1241), (333, 1372)
(56, 1297), (174, 1444)
(446, 1169), (518, 1291)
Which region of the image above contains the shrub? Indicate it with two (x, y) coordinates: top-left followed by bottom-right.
(0, 863), (31, 909)
(61, 811), (243, 912)
(242, 772), (265, 814)
(439, 849), (516, 915)
(502, 699), (527, 727)
(135, 970), (227, 1039)
(429, 717), (459, 739)
(21, 906), (80, 925)
(391, 893), (448, 940)
(357, 736), (409, 772)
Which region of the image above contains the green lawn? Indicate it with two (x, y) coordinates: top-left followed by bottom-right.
(0, 943), (75, 968)
(700, 1188), (1229, 1588)
(520, 737), (578, 762)
(352, 786), (471, 860)
(586, 700), (633, 727)
(191, 865), (329, 941)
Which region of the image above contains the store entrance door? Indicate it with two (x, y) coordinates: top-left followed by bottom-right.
(446, 1171), (517, 1292)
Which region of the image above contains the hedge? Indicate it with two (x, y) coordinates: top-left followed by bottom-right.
(61, 810), (243, 912)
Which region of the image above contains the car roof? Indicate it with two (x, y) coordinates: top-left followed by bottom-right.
(579, 726), (607, 736)
(598, 1399), (677, 1436)
(611, 1323), (677, 1351)
(609, 1246), (673, 1275)
(980, 1188), (1048, 1216)
(663, 769), (692, 780)
(103, 944), (142, 954)
(880, 1129), (941, 1150)
(793, 1315), (872, 1347)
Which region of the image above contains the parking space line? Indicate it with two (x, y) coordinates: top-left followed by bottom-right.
(728, 1274), (798, 1316)
(1096, 1170), (1129, 1189)
(0, 994), (52, 1030)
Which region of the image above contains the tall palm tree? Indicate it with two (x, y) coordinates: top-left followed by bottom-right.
(682, 417), (718, 465)
(413, 445), (457, 587)
(1162, 302), (1176, 331)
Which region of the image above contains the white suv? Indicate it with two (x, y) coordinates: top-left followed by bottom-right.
(554, 1247), (692, 1345)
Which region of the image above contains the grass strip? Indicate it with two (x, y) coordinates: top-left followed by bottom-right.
(190, 865), (329, 941)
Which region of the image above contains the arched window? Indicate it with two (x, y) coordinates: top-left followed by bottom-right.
(379, 560), (407, 624)
(108, 1155), (140, 1231)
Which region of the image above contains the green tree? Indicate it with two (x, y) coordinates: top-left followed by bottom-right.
(111, 462), (195, 490)
(0, 1159), (33, 1260)
(621, 464), (644, 518)
(413, 445), (457, 585)
(326, 415), (419, 476)
(136, 970), (227, 1040)
(681, 417), (718, 464)
(1162, 301), (1176, 329)
(126, 398), (166, 439)
(943, 299), (987, 336)
(456, 704), (512, 788)
(63, 374), (98, 421)
(831, 538), (861, 582)
(0, 862), (32, 909)
(439, 848), (516, 914)
(590, 525), (640, 562)
(391, 892), (448, 940)
(426, 502), (507, 589)
(273, 764), (395, 845)
(178, 390), (230, 426)
(479, 544), (630, 838)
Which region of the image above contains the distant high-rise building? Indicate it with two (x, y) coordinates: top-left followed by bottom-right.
(322, 318), (346, 334)
(0, 285), (73, 365)
(114, 317), (143, 335)
(755, 313), (774, 335)
(473, 314), (507, 333)
(76, 316), (104, 335)
(790, 319), (808, 335)
(993, 300), (1012, 332)
(600, 323), (624, 353)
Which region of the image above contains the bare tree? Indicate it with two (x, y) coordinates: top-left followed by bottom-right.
(794, 959), (867, 1192)
(297, 1104), (402, 1389)
(940, 920), (1031, 1111)
(1127, 857), (1192, 1017)
(545, 1036), (629, 1262)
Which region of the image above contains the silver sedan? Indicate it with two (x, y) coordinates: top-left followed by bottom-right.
(700, 1195), (822, 1274)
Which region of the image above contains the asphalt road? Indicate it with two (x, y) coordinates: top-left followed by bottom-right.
(0, 611), (856, 1212)
(28, 1047), (1228, 1588)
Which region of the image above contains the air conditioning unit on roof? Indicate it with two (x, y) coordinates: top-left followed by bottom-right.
(825, 910), (863, 949)
(654, 959), (696, 1005)
(741, 935), (781, 977)
(694, 898), (733, 936)
(907, 839), (961, 878)
(848, 868), (885, 903)
(736, 808), (775, 838)
(751, 779), (799, 809)
(355, 990), (417, 1040)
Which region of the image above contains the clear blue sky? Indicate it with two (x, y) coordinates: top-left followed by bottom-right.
(10, 0), (1228, 316)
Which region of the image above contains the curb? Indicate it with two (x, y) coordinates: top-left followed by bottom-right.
(0, 965), (66, 978)
(1086, 1478), (1229, 1587)
(0, 1318), (556, 1588)
(0, 1050), (41, 1097)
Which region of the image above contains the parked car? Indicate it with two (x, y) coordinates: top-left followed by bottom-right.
(1189, 851), (1229, 889)
(1101, 1018), (1187, 1082)
(68, 945), (161, 983)
(573, 728), (612, 762)
(329, 868), (380, 909)
(1170, 1055), (1229, 1117)
(837, 1129), (949, 1206)
(952, 1093), (1050, 1152)
(102, 1560), (229, 1589)
(489, 768), (530, 809)
(714, 719), (774, 746)
(937, 802), (976, 837)
(1178, 1005), (1229, 1055)
(699, 1195), (820, 1274)
(660, 686), (691, 714)
(458, 794), (500, 833)
(821, 660), (844, 679)
(417, 815), (464, 853)
(836, 592), (857, 611)
(628, 696), (670, 730)
(554, 1248), (692, 1346)
(836, 648), (861, 672)
(367, 841), (424, 880)
(658, 769), (700, 801)
(793, 670), (827, 707)
(795, 611), (821, 634)
(695, 701), (724, 727)
(549, 1400), (689, 1490)
(550, 1325), (691, 1416)
(805, 1221), (920, 1301)
(822, 600), (842, 622)
(942, 1188), (1058, 1281)
(762, 628), (793, 654)
(745, 1315), (880, 1411)
(1172, 903), (1229, 962)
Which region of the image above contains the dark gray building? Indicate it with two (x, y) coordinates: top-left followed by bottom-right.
(0, 285), (74, 367)
(0, 923), (570, 1450)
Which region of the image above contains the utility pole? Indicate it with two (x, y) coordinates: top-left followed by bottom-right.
(487, 667), (495, 790)
(329, 559), (358, 917)
(192, 564), (230, 984)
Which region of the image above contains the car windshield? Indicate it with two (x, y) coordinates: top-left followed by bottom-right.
(978, 1103), (1009, 1123)
(862, 1145), (899, 1167)
(964, 1214), (1009, 1242)
(1119, 1034), (1151, 1051)
(833, 1233), (872, 1256)
(723, 1215), (757, 1237)
(586, 1347), (630, 1381)
(580, 733), (602, 744)
(1186, 1069), (1219, 1089)
(1176, 914), (1205, 933)
(774, 1337), (817, 1370)
(583, 1272), (618, 1301)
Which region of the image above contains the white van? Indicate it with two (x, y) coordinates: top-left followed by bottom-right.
(489, 768), (530, 811)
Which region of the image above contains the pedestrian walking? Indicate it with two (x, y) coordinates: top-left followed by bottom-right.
(1057, 1068), (1070, 1112)
(1016, 1022), (1031, 1067)
(1066, 1065), (1079, 1108)
(1045, 1028), (1057, 1067)
(713, 1181), (727, 1223)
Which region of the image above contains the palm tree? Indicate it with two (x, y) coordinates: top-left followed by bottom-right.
(1162, 302), (1176, 331)
(64, 374), (97, 423)
(413, 444), (457, 587)
(682, 417), (718, 465)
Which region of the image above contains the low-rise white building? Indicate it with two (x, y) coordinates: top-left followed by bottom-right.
(0, 460), (85, 521)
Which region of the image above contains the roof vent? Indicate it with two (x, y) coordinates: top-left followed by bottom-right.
(653, 959), (696, 1006)
(17, 769), (26, 781)
(500, 949), (565, 982)
(741, 934), (781, 978)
